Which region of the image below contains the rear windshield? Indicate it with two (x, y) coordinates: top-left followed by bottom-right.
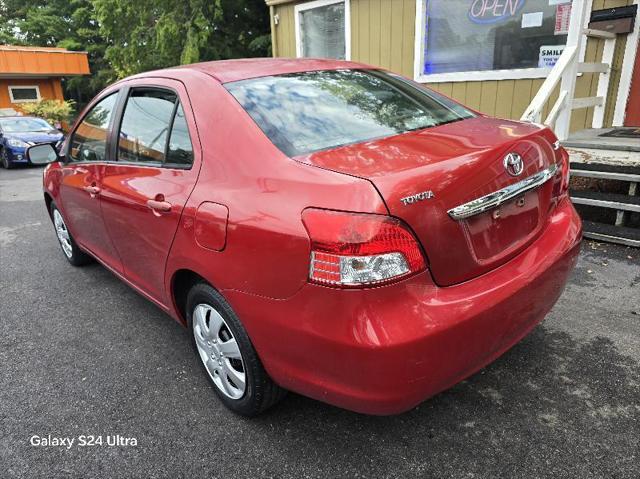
(225, 69), (475, 157)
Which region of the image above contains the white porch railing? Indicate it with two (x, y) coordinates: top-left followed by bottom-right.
(521, 0), (618, 140)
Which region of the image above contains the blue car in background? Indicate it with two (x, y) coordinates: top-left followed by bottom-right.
(0, 116), (64, 169)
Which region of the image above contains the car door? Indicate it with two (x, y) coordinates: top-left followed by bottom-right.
(58, 91), (124, 272)
(99, 80), (200, 305)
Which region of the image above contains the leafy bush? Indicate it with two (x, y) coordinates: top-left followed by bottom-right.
(19, 99), (76, 127)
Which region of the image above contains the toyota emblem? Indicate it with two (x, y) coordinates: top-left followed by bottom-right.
(503, 153), (524, 177)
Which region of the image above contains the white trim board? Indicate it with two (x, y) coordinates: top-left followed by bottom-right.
(8, 85), (41, 103)
(612, 0), (639, 127)
(294, 0), (351, 61)
(414, 68), (555, 83)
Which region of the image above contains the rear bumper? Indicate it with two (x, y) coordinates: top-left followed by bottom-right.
(224, 199), (582, 415)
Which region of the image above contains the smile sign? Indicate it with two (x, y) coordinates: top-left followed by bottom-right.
(468, 0), (526, 24)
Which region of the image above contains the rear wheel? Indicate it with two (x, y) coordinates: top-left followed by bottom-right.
(187, 283), (286, 416)
(50, 203), (92, 266)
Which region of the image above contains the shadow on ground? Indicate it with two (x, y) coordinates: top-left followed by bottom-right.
(245, 325), (640, 478)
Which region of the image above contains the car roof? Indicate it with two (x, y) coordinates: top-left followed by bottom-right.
(130, 58), (375, 84)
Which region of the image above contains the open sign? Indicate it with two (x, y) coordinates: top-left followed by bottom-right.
(468, 0), (526, 24)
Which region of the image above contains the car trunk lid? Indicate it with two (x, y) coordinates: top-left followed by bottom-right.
(295, 117), (562, 286)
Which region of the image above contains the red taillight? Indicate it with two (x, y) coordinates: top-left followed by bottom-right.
(559, 147), (570, 195)
(552, 146), (570, 200)
(301, 208), (426, 288)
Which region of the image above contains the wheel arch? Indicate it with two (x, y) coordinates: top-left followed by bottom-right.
(44, 192), (54, 219)
(170, 268), (211, 325)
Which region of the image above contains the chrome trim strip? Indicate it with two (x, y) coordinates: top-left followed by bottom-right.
(447, 163), (559, 221)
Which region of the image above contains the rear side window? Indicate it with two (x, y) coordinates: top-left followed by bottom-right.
(69, 93), (118, 162)
(165, 104), (193, 166)
(225, 69), (475, 157)
(118, 89), (177, 164)
(116, 88), (194, 167)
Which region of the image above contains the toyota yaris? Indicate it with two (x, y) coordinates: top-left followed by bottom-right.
(28, 59), (582, 416)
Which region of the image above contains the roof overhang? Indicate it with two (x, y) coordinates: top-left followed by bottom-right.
(0, 73), (83, 79)
(265, 0), (298, 6)
(0, 46), (90, 77)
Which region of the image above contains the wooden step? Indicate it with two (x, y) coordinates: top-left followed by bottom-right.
(569, 162), (639, 247)
(570, 190), (640, 213)
(570, 162), (640, 182)
(582, 221), (640, 247)
(563, 128), (640, 153)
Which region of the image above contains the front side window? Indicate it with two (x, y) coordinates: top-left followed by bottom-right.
(420, 0), (569, 77)
(296, 0), (347, 60)
(226, 69), (474, 157)
(69, 93), (118, 162)
(117, 89), (177, 164)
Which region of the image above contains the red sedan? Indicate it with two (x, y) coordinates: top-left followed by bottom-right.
(28, 59), (582, 416)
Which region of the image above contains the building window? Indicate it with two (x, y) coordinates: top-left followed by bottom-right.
(8, 85), (41, 103)
(295, 0), (350, 60)
(415, 0), (571, 82)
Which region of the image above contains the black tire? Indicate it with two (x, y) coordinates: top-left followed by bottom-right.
(50, 203), (93, 266)
(1, 148), (13, 169)
(187, 283), (286, 416)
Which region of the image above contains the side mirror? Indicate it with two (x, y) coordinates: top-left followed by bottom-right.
(26, 143), (59, 165)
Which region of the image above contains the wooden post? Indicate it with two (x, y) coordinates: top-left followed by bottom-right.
(555, 0), (589, 140)
(592, 37), (616, 129)
(270, 5), (278, 58)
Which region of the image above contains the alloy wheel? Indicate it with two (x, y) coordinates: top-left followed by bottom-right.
(53, 209), (73, 258)
(193, 303), (246, 399)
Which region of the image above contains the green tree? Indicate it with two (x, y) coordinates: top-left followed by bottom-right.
(0, 0), (113, 105)
(91, 0), (271, 77)
(0, 0), (271, 103)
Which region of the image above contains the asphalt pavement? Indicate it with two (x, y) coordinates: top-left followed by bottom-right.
(1, 166), (639, 478)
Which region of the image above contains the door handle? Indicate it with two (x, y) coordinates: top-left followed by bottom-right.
(83, 185), (101, 196)
(147, 199), (172, 213)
